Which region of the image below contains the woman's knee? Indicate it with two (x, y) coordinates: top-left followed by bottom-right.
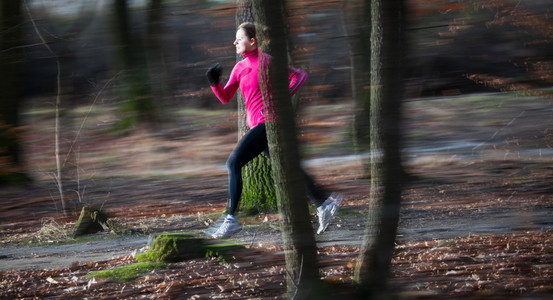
(226, 154), (241, 173)
(226, 156), (235, 171)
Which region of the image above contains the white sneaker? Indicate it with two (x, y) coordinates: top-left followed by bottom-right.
(210, 215), (242, 238)
(316, 193), (344, 234)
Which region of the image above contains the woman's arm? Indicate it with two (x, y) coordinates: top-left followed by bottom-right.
(211, 81), (239, 104)
(210, 65), (240, 104)
(288, 66), (308, 96)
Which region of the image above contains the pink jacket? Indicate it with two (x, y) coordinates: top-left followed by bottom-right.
(210, 49), (307, 129)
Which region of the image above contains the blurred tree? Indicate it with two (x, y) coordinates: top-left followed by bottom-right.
(354, 0), (406, 297)
(235, 0), (277, 213)
(347, 0), (371, 158)
(144, 0), (169, 122)
(0, 0), (28, 184)
(253, 0), (322, 298)
(111, 0), (159, 132)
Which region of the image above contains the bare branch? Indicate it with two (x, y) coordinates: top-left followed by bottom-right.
(24, 0), (66, 214)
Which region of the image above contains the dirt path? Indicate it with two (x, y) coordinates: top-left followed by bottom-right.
(0, 236), (151, 271)
(1, 150), (552, 272)
(1, 188), (551, 272)
(1, 94), (552, 300)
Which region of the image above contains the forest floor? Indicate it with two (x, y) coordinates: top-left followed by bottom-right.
(1, 93), (553, 299)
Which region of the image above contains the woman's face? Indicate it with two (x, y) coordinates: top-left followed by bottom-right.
(234, 28), (256, 54)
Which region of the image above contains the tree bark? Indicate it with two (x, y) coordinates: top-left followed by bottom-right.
(354, 0), (406, 297)
(252, 1), (321, 298)
(144, 0), (169, 123)
(348, 0), (371, 156)
(235, 0), (277, 213)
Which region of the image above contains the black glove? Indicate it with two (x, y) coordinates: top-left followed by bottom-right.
(206, 63), (222, 86)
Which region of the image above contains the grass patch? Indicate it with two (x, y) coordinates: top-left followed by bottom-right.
(34, 219), (70, 243)
(203, 241), (243, 263)
(23, 231), (136, 248)
(15, 215), (143, 247)
(174, 108), (230, 118)
(85, 262), (166, 283)
(457, 93), (507, 106)
(333, 206), (366, 219)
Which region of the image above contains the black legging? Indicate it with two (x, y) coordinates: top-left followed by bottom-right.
(226, 123), (327, 215)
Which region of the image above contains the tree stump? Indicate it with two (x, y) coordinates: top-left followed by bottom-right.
(72, 206), (110, 238)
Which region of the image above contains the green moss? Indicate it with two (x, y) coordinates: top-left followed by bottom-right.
(85, 262), (166, 283)
(136, 233), (204, 263)
(437, 240), (456, 247)
(135, 233), (244, 264)
(72, 207), (110, 238)
(203, 242), (243, 263)
(241, 154), (277, 214)
(331, 206), (364, 219)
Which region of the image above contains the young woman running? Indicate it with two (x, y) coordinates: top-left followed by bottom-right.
(206, 22), (343, 238)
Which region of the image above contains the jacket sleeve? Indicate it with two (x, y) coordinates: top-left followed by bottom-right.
(288, 66), (308, 96)
(210, 65), (240, 104)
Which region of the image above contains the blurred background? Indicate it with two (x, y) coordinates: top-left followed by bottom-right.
(1, 0), (552, 214)
(1, 1), (553, 297)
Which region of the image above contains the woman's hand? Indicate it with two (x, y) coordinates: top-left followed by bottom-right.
(206, 63), (222, 86)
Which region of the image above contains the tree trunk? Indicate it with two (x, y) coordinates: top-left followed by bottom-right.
(348, 0), (371, 155)
(354, 0), (406, 297)
(253, 0), (321, 298)
(0, 0), (28, 183)
(144, 0), (169, 123)
(235, 0), (277, 213)
(111, 0), (158, 132)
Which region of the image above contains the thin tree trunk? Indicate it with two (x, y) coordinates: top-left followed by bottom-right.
(348, 0), (371, 155)
(144, 0), (168, 123)
(354, 0), (406, 297)
(25, 1), (69, 213)
(253, 0), (321, 298)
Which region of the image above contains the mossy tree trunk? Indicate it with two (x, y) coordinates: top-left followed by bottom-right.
(354, 0), (406, 297)
(253, 0), (322, 298)
(235, 0), (276, 213)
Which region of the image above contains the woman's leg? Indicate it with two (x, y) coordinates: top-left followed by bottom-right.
(261, 148), (327, 207)
(226, 124), (268, 216)
(303, 170), (328, 207)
